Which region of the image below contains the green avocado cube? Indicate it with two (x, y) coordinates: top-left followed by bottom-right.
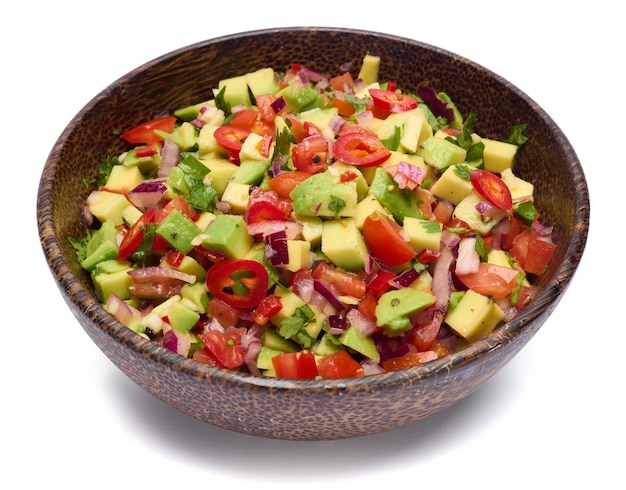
(218, 74), (251, 107)
(167, 300), (200, 333)
(444, 289), (504, 342)
(156, 209), (202, 254)
(339, 326), (380, 363)
(290, 171), (358, 218)
(419, 137), (467, 170)
(92, 263), (134, 302)
(368, 167), (423, 224)
(375, 288), (435, 335)
(201, 214), (253, 259)
(321, 218), (368, 271)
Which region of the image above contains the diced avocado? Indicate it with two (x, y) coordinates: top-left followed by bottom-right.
(501, 168), (534, 201)
(121, 205), (143, 227)
(339, 325), (380, 363)
(284, 239), (312, 272)
(354, 194), (393, 229)
(299, 107), (339, 132)
(155, 209), (202, 254)
(194, 211), (217, 231)
(198, 125), (227, 156)
(453, 190), (500, 235)
(410, 269), (433, 292)
(297, 215), (323, 247)
(429, 163), (474, 205)
(246, 67), (280, 97)
(220, 181), (250, 213)
(313, 333), (342, 356)
(256, 345), (284, 371)
(321, 218), (368, 271)
(419, 137), (467, 170)
(290, 171), (358, 218)
(328, 161), (368, 201)
(278, 82), (321, 112)
(181, 282), (209, 314)
(375, 288), (435, 335)
(201, 214), (253, 259)
(162, 255), (207, 283)
(229, 159), (270, 186)
(481, 138), (518, 173)
(444, 289), (504, 342)
(375, 109), (430, 154)
(86, 190), (133, 226)
(402, 217), (442, 253)
(200, 157), (238, 197)
(122, 147), (161, 174)
(167, 299), (200, 333)
(105, 164), (144, 192)
(262, 327), (299, 353)
(80, 220), (118, 271)
(171, 121), (197, 151)
(174, 100), (213, 121)
(218, 74), (251, 107)
(368, 167), (424, 223)
(358, 54), (380, 84)
(92, 263), (134, 302)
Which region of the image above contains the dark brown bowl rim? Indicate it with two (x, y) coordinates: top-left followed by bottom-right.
(37, 26), (590, 392)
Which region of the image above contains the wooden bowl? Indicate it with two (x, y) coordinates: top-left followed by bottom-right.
(37, 27), (589, 440)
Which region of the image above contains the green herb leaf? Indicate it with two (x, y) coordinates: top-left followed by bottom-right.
(328, 195), (346, 216)
(279, 304), (315, 339)
(504, 124), (528, 147)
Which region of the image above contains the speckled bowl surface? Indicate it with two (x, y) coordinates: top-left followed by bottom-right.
(37, 27), (589, 440)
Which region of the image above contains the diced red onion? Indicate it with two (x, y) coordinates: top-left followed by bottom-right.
(215, 200), (232, 213)
(128, 178), (167, 211)
(346, 308), (377, 337)
(313, 279), (345, 311)
(432, 247), (454, 311)
(241, 333), (262, 376)
(270, 96), (287, 114)
(475, 199), (508, 223)
(455, 237), (480, 275)
(355, 110), (374, 129)
(328, 113), (346, 134)
(533, 220), (553, 237)
(361, 359), (384, 376)
(301, 65), (326, 82)
(394, 162), (426, 189)
(105, 293), (141, 327)
(248, 220), (303, 239)
(266, 230), (289, 266)
(389, 267), (420, 288)
(162, 328), (178, 352)
(158, 138), (181, 178)
(327, 314), (348, 334)
(441, 229), (461, 249)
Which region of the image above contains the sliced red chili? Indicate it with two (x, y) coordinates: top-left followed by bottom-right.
(333, 132), (391, 167)
(205, 259), (269, 308)
(470, 169), (513, 211)
(369, 88), (418, 113)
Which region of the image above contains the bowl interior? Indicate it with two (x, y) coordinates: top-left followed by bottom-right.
(37, 27), (589, 439)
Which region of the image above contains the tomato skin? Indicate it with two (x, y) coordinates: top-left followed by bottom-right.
(317, 350), (364, 379)
(333, 132), (391, 167)
(205, 259), (269, 309)
(246, 200), (289, 225)
(362, 212), (417, 267)
(213, 124), (251, 154)
(357, 290), (378, 322)
(121, 116), (177, 145)
(312, 261), (366, 298)
(369, 88), (418, 113)
(456, 262), (521, 299)
(470, 169), (513, 211)
(200, 329), (245, 369)
(118, 207), (156, 261)
(230, 108), (272, 136)
(525, 236), (557, 275)
(268, 171), (311, 199)
(291, 133), (329, 173)
(272, 350), (318, 379)
(207, 297), (242, 329)
(382, 352), (436, 372)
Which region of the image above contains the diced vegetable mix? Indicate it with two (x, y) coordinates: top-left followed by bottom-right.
(71, 54), (558, 379)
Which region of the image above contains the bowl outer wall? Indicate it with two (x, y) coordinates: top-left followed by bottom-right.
(37, 27), (589, 440)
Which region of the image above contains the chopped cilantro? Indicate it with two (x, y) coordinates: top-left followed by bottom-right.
(328, 195), (346, 215)
(279, 304), (315, 339)
(474, 233), (490, 261)
(422, 220), (442, 234)
(453, 164), (473, 181)
(380, 126), (401, 151)
(214, 86), (231, 115)
(96, 155), (119, 187)
(514, 200), (537, 226)
(504, 124), (529, 147)
(68, 232), (92, 263)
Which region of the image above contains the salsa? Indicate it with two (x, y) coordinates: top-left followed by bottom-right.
(71, 54), (557, 379)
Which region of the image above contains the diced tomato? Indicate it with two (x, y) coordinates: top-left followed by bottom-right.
(157, 195), (200, 222)
(357, 290), (378, 322)
(312, 261), (366, 298)
(256, 94), (284, 123)
(329, 71), (355, 92)
(470, 169), (513, 211)
(333, 132), (391, 167)
(207, 297), (242, 329)
(268, 171), (311, 199)
(284, 114), (308, 143)
(416, 248), (441, 264)
(331, 93), (356, 117)
(164, 249), (184, 267)
(369, 88), (418, 113)
(213, 124), (251, 154)
(382, 351), (437, 372)
(246, 200), (290, 225)
(252, 294), (283, 325)
(317, 350), (364, 379)
(230, 108), (272, 136)
(292, 133), (330, 173)
(205, 259), (269, 308)
(118, 207), (156, 261)
(199, 329), (245, 369)
(134, 146), (158, 158)
(501, 216), (528, 250)
(192, 347), (221, 367)
(408, 310), (443, 351)
(362, 212), (417, 267)
(272, 350), (318, 379)
(121, 115), (177, 145)
(456, 262), (521, 299)
(525, 236), (557, 275)
(365, 269), (396, 297)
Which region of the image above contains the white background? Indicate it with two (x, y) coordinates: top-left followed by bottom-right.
(3, 1), (621, 488)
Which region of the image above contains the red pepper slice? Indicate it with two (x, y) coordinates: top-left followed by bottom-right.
(333, 132), (391, 167)
(369, 88), (418, 113)
(213, 124), (251, 154)
(470, 169), (513, 211)
(117, 208), (156, 261)
(205, 259), (269, 308)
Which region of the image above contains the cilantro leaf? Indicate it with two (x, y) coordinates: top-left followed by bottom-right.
(504, 124), (529, 147)
(279, 304), (315, 339)
(328, 195), (346, 216)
